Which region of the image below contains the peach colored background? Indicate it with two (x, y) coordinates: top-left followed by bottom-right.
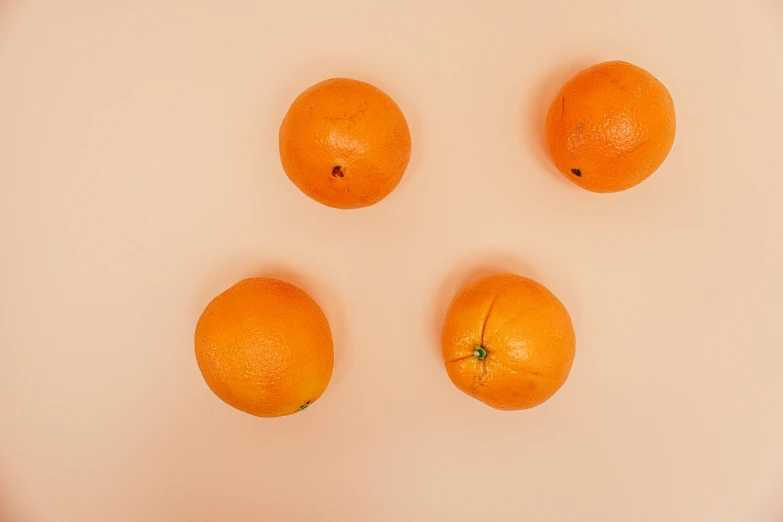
(1, 1), (782, 521)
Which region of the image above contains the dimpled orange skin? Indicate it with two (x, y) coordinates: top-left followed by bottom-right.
(194, 278), (334, 417)
(441, 273), (575, 410)
(545, 61), (676, 193)
(279, 78), (412, 209)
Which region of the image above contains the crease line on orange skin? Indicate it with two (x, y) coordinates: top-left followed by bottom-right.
(473, 293), (499, 392)
(472, 361), (485, 393)
(479, 293), (499, 349)
(446, 353), (478, 364)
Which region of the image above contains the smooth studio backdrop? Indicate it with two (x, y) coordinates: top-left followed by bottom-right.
(1, 1), (782, 521)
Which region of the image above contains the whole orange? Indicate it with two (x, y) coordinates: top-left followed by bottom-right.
(545, 60), (676, 192)
(194, 278), (334, 417)
(441, 273), (575, 410)
(279, 78), (412, 209)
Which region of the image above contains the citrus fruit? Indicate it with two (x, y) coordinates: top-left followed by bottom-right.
(545, 60), (676, 192)
(194, 278), (334, 417)
(441, 273), (575, 410)
(279, 78), (412, 209)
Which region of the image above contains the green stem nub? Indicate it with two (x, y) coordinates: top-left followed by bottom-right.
(473, 345), (488, 360)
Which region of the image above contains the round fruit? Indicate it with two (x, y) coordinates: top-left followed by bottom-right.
(195, 278), (334, 417)
(279, 78), (412, 209)
(545, 60), (676, 192)
(441, 273), (575, 410)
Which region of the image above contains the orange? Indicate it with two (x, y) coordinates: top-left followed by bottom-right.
(441, 273), (575, 410)
(545, 60), (676, 192)
(194, 278), (334, 417)
(279, 78), (412, 209)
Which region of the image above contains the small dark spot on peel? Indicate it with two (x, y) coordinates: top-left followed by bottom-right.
(571, 168), (582, 177)
(332, 166), (345, 179)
